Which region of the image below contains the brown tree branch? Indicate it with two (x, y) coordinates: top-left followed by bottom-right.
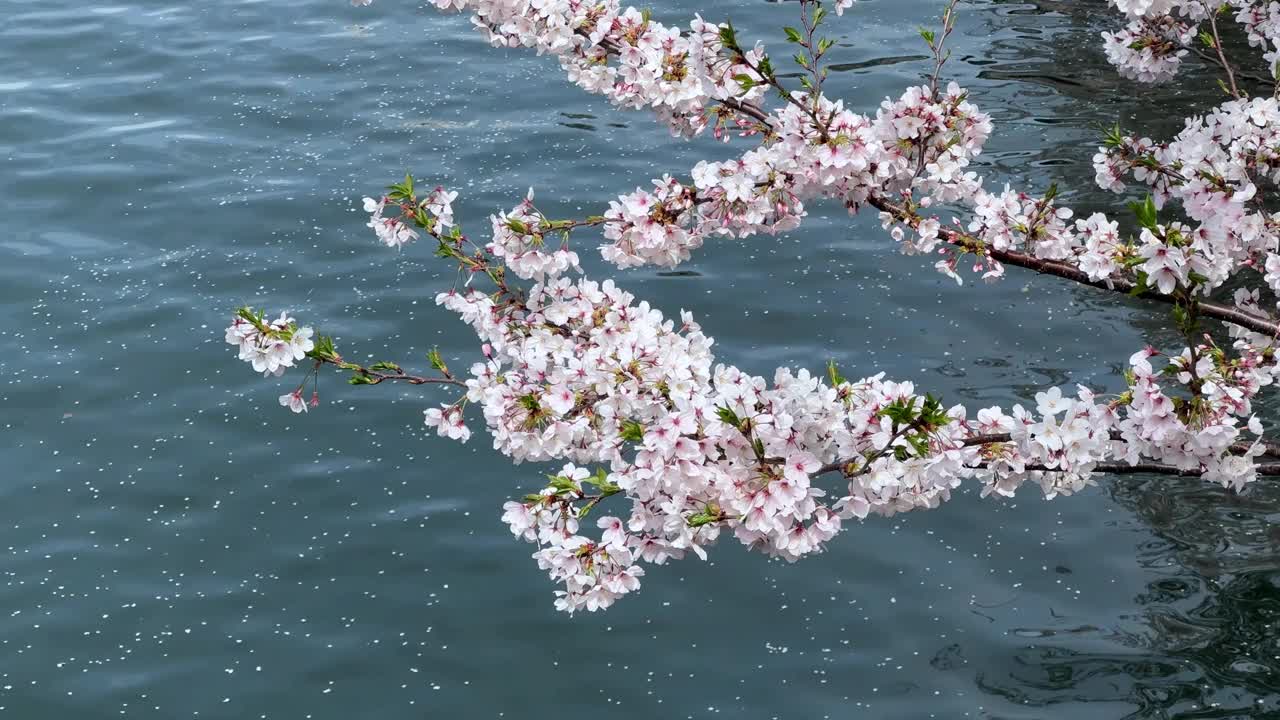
(866, 194), (1280, 337)
(816, 431), (1280, 480)
(985, 461), (1280, 476)
(1205, 10), (1243, 99)
(960, 431), (1280, 459)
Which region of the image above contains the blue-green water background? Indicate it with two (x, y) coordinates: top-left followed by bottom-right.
(4, 1), (1280, 717)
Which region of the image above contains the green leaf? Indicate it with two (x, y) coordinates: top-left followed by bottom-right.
(427, 348), (448, 373)
(719, 21), (737, 49)
(620, 419), (645, 443)
(518, 393), (542, 413)
(1127, 195), (1158, 231)
(716, 406), (742, 428)
(826, 359), (846, 387)
(687, 503), (724, 528)
(907, 433), (930, 458)
(547, 474), (579, 494)
(784, 26), (803, 43)
(878, 397), (920, 426)
(584, 467), (620, 495)
(1129, 270), (1151, 297)
(305, 335), (338, 362)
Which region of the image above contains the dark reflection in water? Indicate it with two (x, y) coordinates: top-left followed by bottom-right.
(978, 477), (1280, 718)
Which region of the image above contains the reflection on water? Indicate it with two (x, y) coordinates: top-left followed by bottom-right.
(978, 477), (1280, 717)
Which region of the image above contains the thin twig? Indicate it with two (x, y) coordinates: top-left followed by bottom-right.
(984, 461), (1280, 476)
(1205, 8), (1242, 99)
(960, 431), (1280, 460)
(320, 356), (467, 387)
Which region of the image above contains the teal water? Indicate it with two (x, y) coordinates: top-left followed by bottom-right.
(4, 1), (1280, 717)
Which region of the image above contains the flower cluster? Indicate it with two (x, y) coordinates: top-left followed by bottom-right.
(424, 404), (472, 442)
(225, 310), (315, 377)
(500, 465), (646, 611)
(1094, 97), (1280, 299)
(589, 81), (992, 276)
(1101, 12), (1195, 84)
(420, 0), (777, 137)
(488, 189), (582, 280)
(362, 186), (458, 249)
(1101, 1), (1280, 83)
(597, 176), (699, 269)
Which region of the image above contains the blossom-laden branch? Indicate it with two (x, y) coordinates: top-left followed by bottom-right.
(866, 194), (1280, 337)
(234, 174), (1280, 614)
(227, 199), (467, 418)
(227, 307), (465, 408)
(959, 430), (1280, 459)
(373, 1), (1280, 348)
(225, 0), (1280, 612)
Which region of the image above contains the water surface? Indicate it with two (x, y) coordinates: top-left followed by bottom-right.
(3, 1), (1280, 717)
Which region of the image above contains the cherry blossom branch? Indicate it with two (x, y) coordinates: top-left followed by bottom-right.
(979, 248), (1278, 336)
(317, 356), (466, 387)
(960, 431), (1280, 460)
(866, 194), (1280, 337)
(815, 431), (1280, 479)
(727, 33), (828, 139)
(913, 0), (960, 183)
(718, 97), (771, 125)
(983, 461), (1280, 476)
